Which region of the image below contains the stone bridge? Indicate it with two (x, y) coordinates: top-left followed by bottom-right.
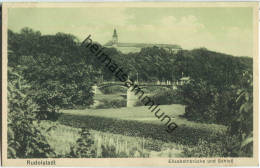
(92, 81), (175, 107)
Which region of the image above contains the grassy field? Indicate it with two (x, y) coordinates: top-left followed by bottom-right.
(61, 104), (226, 133)
(39, 120), (184, 157)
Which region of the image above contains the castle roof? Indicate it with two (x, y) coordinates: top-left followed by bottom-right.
(105, 29), (181, 50)
(104, 41), (181, 49)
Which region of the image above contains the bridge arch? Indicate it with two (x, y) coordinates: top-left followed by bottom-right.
(97, 83), (128, 90)
(93, 82), (175, 107)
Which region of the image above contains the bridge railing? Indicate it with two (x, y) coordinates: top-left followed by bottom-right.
(100, 80), (175, 86)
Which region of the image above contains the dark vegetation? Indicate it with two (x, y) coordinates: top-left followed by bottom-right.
(180, 73), (253, 157)
(151, 88), (183, 105)
(96, 98), (126, 109)
(8, 68), (55, 158)
(99, 86), (126, 94)
(58, 113), (223, 146)
(8, 27), (253, 158)
(8, 28), (95, 158)
(68, 129), (96, 158)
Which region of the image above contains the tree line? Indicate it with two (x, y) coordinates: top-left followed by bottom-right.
(7, 27), (253, 157)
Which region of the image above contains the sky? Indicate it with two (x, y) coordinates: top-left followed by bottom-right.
(8, 7), (253, 57)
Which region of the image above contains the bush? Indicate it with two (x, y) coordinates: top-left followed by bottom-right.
(227, 72), (253, 156)
(179, 79), (220, 123)
(135, 87), (183, 107)
(96, 98), (126, 109)
(183, 132), (251, 157)
(151, 88), (183, 105)
(179, 73), (253, 157)
(101, 145), (118, 158)
(8, 68), (55, 158)
(183, 135), (237, 157)
(69, 128), (96, 158)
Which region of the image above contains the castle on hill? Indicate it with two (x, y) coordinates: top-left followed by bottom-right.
(104, 29), (182, 54)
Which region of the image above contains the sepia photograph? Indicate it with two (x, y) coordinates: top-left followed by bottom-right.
(1, 2), (258, 166)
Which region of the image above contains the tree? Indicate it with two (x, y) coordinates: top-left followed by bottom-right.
(8, 28), (95, 119)
(8, 67), (55, 158)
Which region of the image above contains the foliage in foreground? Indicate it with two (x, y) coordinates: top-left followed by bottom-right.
(40, 121), (157, 158)
(183, 134), (242, 157)
(7, 68), (55, 158)
(180, 72), (253, 157)
(68, 128), (151, 158)
(69, 128), (96, 158)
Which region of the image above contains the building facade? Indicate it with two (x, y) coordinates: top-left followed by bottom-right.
(104, 29), (182, 54)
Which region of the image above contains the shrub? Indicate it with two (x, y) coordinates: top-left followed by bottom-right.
(69, 128), (96, 158)
(134, 87), (183, 107)
(101, 145), (118, 158)
(183, 137), (226, 157)
(183, 133), (250, 157)
(180, 72), (253, 157)
(151, 88), (183, 105)
(227, 72), (253, 157)
(179, 79), (220, 123)
(96, 98), (126, 109)
(8, 68), (55, 158)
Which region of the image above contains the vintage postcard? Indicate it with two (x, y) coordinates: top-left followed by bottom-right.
(1, 2), (259, 166)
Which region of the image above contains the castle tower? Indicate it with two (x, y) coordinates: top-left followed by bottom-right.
(112, 29), (118, 45)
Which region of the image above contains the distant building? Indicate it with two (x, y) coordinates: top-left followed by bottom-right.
(104, 29), (182, 54)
